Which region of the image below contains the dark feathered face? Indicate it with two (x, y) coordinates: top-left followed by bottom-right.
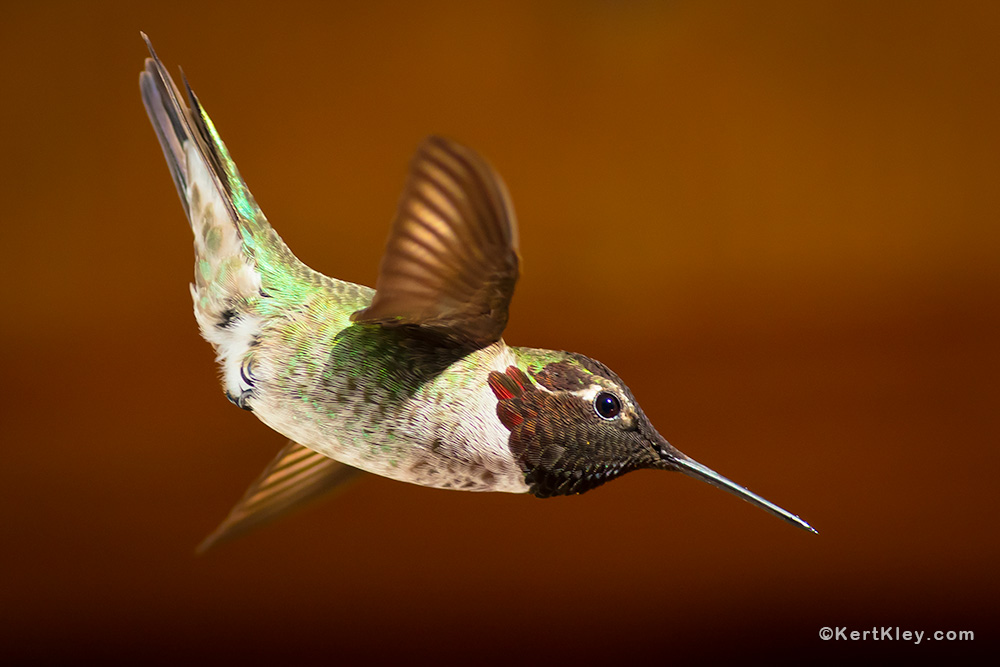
(488, 355), (673, 497)
(487, 354), (817, 533)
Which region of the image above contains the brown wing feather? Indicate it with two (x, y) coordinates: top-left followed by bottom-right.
(351, 136), (519, 346)
(197, 442), (363, 553)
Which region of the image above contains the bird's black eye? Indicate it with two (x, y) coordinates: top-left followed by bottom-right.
(594, 391), (621, 420)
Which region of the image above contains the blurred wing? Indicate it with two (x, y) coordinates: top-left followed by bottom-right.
(351, 136), (519, 347)
(197, 442), (364, 553)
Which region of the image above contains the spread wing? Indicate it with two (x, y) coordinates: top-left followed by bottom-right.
(351, 136), (519, 347)
(197, 441), (363, 553)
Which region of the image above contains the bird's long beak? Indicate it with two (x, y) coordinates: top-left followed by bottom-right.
(657, 442), (817, 533)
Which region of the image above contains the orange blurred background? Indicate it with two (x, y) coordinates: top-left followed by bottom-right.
(2, 0), (997, 661)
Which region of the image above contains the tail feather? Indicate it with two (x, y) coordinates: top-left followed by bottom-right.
(140, 33), (265, 406)
(139, 32), (263, 235)
(139, 54), (191, 219)
(140, 34), (360, 409)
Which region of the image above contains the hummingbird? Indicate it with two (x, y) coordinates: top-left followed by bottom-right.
(138, 34), (816, 551)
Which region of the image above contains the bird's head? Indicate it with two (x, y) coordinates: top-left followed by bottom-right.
(490, 353), (816, 532)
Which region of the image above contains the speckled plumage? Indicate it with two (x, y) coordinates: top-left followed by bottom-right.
(139, 35), (815, 549)
(141, 40), (529, 495)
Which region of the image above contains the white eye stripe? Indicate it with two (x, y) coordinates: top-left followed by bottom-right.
(572, 384), (604, 402)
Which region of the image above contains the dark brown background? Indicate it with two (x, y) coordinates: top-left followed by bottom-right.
(3, 1), (997, 662)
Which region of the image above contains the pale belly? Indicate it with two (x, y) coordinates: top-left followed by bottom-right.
(249, 330), (530, 494)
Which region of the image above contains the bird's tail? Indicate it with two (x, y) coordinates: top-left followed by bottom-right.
(139, 33), (281, 408)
